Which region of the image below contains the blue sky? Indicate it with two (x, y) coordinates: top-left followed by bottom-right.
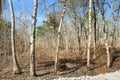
(12, 0), (57, 27)
(12, 0), (42, 27)
(4, 0), (57, 27)
(3, 0), (116, 27)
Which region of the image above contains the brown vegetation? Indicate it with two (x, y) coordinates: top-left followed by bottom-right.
(0, 46), (120, 79)
(0, 0), (120, 79)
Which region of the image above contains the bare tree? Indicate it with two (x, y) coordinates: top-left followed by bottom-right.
(30, 0), (38, 76)
(55, 1), (66, 74)
(9, 0), (21, 74)
(96, 0), (112, 68)
(112, 0), (120, 47)
(87, 0), (92, 69)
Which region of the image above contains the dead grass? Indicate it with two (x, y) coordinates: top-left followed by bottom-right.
(0, 46), (120, 79)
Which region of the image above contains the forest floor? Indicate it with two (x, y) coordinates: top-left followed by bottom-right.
(0, 46), (120, 80)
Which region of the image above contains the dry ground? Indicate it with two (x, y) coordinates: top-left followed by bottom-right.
(0, 46), (120, 80)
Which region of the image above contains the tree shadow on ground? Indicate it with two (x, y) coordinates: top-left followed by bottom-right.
(35, 50), (120, 76)
(57, 58), (87, 75)
(36, 72), (50, 77)
(36, 60), (54, 71)
(111, 48), (120, 66)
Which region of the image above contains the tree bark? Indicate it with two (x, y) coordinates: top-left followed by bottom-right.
(30, 0), (38, 76)
(9, 0), (21, 74)
(87, 0), (92, 68)
(55, 4), (66, 74)
(78, 26), (81, 54)
(102, 15), (111, 68)
(93, 0), (97, 59)
(112, 21), (117, 47)
(65, 39), (69, 53)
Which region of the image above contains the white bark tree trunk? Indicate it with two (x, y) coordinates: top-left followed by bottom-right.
(9, 0), (21, 74)
(103, 19), (111, 68)
(55, 4), (66, 74)
(65, 39), (69, 53)
(87, 0), (92, 68)
(30, 0), (38, 76)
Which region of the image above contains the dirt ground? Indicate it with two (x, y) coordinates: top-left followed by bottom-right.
(0, 46), (120, 80)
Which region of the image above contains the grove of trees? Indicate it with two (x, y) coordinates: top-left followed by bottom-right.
(0, 0), (120, 78)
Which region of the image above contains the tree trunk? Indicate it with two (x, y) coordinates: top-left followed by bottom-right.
(65, 39), (69, 53)
(82, 25), (87, 59)
(78, 25), (81, 54)
(98, 24), (100, 44)
(9, 0), (21, 74)
(55, 4), (66, 74)
(30, 0), (38, 76)
(87, 0), (92, 68)
(112, 21), (117, 47)
(93, 0), (97, 59)
(102, 15), (111, 68)
(117, 25), (119, 38)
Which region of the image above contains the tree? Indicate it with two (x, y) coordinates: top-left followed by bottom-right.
(93, 0), (97, 59)
(67, 0), (80, 54)
(9, 0), (21, 74)
(55, 0), (67, 74)
(30, 0), (38, 76)
(87, 0), (92, 69)
(0, 20), (11, 64)
(112, 0), (120, 47)
(96, 0), (112, 68)
(45, 13), (59, 36)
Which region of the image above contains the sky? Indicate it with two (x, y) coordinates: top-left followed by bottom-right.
(12, 0), (57, 27)
(3, 0), (57, 27)
(12, 0), (43, 27)
(3, 0), (117, 27)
